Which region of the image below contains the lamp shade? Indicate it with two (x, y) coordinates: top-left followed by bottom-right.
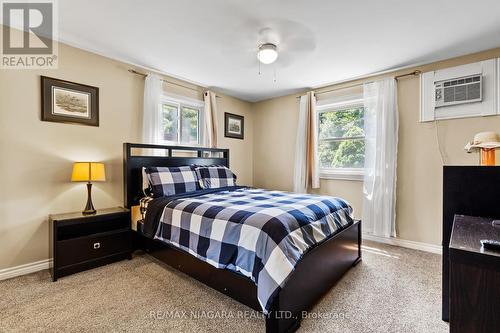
(71, 162), (106, 182)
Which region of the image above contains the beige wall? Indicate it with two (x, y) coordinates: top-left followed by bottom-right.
(253, 95), (298, 190)
(0, 38), (253, 270)
(253, 47), (500, 246)
(216, 95), (254, 186)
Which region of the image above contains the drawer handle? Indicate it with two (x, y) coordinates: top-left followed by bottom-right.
(93, 242), (101, 249)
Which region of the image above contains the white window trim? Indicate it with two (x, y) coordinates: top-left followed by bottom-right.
(159, 93), (204, 146)
(320, 168), (365, 181)
(316, 96), (364, 110)
(161, 92), (204, 108)
(317, 98), (365, 181)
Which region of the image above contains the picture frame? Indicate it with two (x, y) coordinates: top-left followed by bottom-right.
(224, 112), (244, 140)
(41, 76), (99, 126)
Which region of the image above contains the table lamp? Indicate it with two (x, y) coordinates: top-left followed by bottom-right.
(71, 162), (106, 215)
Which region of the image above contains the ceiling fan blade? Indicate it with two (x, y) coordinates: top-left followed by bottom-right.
(280, 36), (317, 53)
(275, 53), (294, 68)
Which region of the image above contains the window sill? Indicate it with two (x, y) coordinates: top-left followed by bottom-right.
(160, 141), (202, 147)
(320, 169), (364, 181)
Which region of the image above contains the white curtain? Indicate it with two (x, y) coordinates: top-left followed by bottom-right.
(293, 91), (320, 193)
(362, 78), (398, 237)
(142, 73), (162, 144)
(203, 91), (218, 148)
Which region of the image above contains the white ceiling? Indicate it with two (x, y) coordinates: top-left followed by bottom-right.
(56, 1), (500, 101)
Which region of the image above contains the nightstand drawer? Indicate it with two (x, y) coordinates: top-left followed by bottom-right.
(57, 216), (129, 241)
(56, 230), (131, 267)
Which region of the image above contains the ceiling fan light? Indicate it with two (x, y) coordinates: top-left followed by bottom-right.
(257, 43), (278, 64)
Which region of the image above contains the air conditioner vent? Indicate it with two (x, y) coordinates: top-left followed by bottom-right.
(435, 74), (482, 108)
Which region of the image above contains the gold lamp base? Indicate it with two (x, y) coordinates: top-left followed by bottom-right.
(480, 148), (496, 166)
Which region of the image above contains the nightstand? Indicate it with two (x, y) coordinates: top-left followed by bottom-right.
(49, 207), (132, 281)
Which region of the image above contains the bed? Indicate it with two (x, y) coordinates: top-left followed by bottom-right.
(124, 143), (361, 333)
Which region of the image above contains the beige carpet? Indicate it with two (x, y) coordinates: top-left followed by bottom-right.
(0, 241), (448, 333)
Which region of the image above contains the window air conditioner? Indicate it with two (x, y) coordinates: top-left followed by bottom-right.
(434, 74), (482, 108)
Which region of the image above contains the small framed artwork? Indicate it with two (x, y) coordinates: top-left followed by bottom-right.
(41, 76), (99, 126)
(224, 112), (244, 140)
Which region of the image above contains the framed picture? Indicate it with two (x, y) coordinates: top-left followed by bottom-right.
(224, 112), (244, 140)
(41, 76), (99, 126)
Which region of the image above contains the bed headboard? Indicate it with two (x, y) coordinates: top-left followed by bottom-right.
(123, 142), (229, 208)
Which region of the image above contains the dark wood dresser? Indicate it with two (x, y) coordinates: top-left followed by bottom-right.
(449, 215), (500, 333)
(49, 207), (131, 281)
(443, 166), (500, 321)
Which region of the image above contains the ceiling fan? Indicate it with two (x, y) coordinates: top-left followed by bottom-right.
(223, 18), (317, 69)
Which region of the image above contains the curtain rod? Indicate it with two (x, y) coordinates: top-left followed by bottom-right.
(128, 69), (221, 98)
(296, 70), (422, 99)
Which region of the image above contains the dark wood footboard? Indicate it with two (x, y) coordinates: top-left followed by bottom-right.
(266, 220), (361, 332)
(134, 220), (361, 333)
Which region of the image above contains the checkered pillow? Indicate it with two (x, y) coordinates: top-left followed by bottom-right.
(144, 166), (199, 197)
(195, 166), (237, 189)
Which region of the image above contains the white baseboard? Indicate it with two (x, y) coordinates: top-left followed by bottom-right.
(363, 233), (442, 255)
(0, 259), (52, 281)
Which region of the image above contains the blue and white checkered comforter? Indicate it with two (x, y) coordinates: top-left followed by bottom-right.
(151, 187), (353, 314)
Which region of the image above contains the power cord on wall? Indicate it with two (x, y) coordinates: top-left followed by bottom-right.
(435, 120), (447, 165)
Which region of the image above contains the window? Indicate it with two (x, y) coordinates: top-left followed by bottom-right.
(159, 97), (202, 145)
(317, 100), (365, 180)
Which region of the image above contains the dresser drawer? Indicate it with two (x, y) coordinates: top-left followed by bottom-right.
(56, 230), (131, 267)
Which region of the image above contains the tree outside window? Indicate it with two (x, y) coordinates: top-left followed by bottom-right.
(318, 103), (365, 171)
(160, 101), (201, 145)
